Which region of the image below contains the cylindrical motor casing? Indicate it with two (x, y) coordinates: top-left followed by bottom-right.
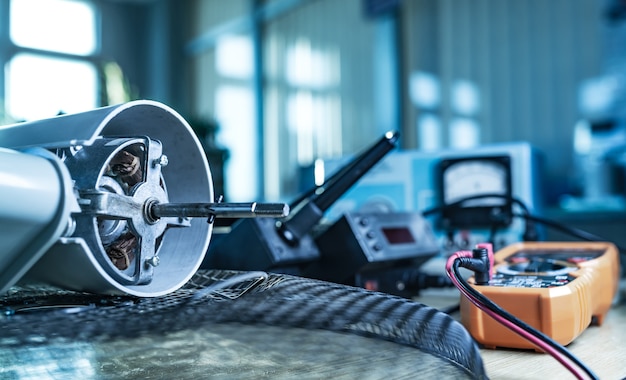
(0, 149), (62, 252)
(0, 148), (76, 294)
(0, 100), (214, 297)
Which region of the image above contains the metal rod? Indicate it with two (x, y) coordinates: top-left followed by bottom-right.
(276, 130), (399, 244)
(312, 130), (399, 212)
(150, 202), (289, 219)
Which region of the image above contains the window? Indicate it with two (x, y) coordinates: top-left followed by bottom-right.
(449, 80), (480, 148)
(191, 0), (384, 202)
(10, 0), (97, 56)
(213, 34), (258, 202)
(6, 53), (98, 121)
(3, 0), (99, 122)
(411, 71), (442, 151)
(410, 71), (481, 150)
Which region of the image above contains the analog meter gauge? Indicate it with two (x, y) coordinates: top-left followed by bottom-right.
(437, 155), (512, 228)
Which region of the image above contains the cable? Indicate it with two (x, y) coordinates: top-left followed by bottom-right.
(423, 193), (626, 256)
(421, 193), (539, 243)
(423, 193), (614, 378)
(421, 193), (530, 217)
(446, 250), (599, 380)
(190, 271), (268, 301)
(514, 212), (626, 252)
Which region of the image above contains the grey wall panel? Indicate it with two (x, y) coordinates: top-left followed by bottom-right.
(404, 0), (604, 195)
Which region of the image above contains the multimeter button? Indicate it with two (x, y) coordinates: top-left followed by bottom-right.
(365, 231), (376, 239)
(372, 243), (383, 251)
(358, 218), (369, 227)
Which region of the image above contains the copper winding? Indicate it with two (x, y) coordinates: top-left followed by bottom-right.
(106, 232), (137, 270)
(103, 149), (143, 270)
(107, 150), (142, 187)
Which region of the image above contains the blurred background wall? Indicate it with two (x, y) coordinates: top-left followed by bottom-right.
(1, 0), (620, 210)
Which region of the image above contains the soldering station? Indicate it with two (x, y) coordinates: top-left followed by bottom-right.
(1, 1), (626, 379)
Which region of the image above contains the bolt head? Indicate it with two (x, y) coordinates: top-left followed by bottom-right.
(153, 155), (169, 167)
(146, 256), (160, 267)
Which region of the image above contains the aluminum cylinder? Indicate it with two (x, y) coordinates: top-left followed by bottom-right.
(17, 100), (214, 297)
(0, 148), (76, 293)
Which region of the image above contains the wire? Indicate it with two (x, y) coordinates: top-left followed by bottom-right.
(190, 271), (268, 301)
(423, 193), (615, 378)
(421, 193), (539, 243)
(514, 212), (626, 252)
(423, 193), (626, 256)
(421, 193), (530, 217)
(446, 251), (599, 380)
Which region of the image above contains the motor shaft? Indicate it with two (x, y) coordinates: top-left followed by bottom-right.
(150, 202), (289, 220)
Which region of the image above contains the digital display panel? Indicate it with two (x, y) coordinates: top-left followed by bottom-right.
(381, 227), (415, 244)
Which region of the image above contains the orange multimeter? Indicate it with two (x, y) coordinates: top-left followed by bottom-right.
(460, 241), (620, 350)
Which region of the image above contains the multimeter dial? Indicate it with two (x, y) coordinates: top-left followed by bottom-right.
(438, 155), (512, 228)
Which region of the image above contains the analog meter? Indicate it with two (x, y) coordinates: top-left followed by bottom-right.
(437, 155), (512, 228)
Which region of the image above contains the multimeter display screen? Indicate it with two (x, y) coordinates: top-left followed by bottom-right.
(381, 227), (415, 244)
(496, 249), (606, 277)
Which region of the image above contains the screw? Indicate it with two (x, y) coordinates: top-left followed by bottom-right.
(146, 256), (160, 267)
(152, 154), (169, 168)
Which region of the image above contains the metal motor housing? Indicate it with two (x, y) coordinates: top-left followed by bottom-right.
(0, 100), (213, 297)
